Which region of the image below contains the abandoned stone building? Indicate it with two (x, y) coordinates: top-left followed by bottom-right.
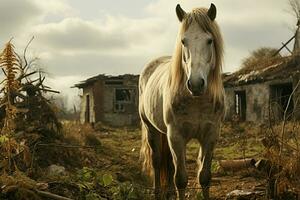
(224, 56), (300, 123)
(74, 74), (139, 126)
(224, 23), (300, 123)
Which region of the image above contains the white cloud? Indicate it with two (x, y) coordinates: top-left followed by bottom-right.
(0, 0), (41, 40)
(32, 18), (128, 53)
(38, 51), (154, 76)
(31, 15), (173, 56)
(32, 0), (76, 17)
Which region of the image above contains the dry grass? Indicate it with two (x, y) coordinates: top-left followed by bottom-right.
(238, 55), (289, 75)
(62, 121), (96, 146)
(1, 118), (297, 199)
(261, 121), (300, 197)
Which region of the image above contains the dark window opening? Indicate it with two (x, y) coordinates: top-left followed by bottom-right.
(114, 88), (135, 112)
(234, 90), (246, 121)
(85, 94), (90, 123)
(115, 89), (132, 102)
(114, 103), (124, 112)
(270, 83), (293, 120)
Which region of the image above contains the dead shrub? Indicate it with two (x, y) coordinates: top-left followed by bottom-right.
(261, 81), (300, 198)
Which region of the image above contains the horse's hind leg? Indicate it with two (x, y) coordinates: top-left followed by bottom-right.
(142, 121), (162, 199)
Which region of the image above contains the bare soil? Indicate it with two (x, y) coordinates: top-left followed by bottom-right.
(93, 123), (266, 199)
(16, 122), (267, 200)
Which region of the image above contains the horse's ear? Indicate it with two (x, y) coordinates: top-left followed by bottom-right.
(207, 3), (217, 21)
(176, 4), (186, 22)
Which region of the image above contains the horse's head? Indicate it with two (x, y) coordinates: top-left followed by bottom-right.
(176, 4), (218, 96)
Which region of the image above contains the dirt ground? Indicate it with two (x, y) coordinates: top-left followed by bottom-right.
(10, 122), (272, 200)
(93, 122), (267, 199)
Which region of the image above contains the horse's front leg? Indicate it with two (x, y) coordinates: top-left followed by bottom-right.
(197, 135), (217, 200)
(167, 127), (187, 200)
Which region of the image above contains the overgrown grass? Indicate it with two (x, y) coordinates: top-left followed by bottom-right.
(13, 121), (272, 199)
(186, 122), (264, 167)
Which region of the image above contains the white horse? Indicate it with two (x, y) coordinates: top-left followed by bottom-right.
(139, 3), (225, 200)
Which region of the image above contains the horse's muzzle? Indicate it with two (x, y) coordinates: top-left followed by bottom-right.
(187, 79), (205, 96)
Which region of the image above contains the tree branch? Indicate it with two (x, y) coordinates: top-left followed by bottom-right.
(22, 36), (34, 71)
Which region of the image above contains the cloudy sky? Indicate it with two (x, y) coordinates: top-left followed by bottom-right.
(0, 0), (297, 106)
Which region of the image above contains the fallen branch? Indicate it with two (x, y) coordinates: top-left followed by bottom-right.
(1, 184), (73, 200)
(35, 189), (74, 200)
(219, 158), (256, 171)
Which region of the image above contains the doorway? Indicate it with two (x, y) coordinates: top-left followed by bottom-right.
(270, 83), (293, 120)
(85, 94), (90, 123)
(235, 90), (246, 121)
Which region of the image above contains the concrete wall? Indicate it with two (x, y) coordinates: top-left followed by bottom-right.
(225, 83), (269, 123)
(100, 78), (139, 126)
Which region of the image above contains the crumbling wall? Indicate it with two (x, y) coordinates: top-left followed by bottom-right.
(249, 83), (270, 122)
(92, 80), (104, 122)
(100, 78), (139, 126)
(102, 82), (115, 113)
(80, 86), (96, 124)
(224, 87), (235, 121)
(225, 83), (269, 123)
(78, 75), (139, 126)
(224, 77), (298, 123)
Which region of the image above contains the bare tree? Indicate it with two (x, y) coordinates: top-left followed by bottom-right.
(289, 0), (300, 22)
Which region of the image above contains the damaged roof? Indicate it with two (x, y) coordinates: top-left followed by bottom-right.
(73, 74), (139, 88)
(224, 56), (300, 87)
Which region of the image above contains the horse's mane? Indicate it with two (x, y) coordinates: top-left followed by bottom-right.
(169, 7), (224, 106)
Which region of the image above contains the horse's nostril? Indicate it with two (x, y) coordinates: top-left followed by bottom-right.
(187, 80), (192, 90)
(200, 79), (205, 87)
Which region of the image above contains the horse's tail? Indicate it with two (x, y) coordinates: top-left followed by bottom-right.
(140, 123), (152, 177)
(140, 124), (173, 195)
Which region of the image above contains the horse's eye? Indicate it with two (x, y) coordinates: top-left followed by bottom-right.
(207, 38), (213, 45)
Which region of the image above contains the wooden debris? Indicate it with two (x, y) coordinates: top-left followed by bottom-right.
(219, 158), (256, 171)
(35, 189), (74, 200)
(226, 189), (264, 199)
(255, 159), (282, 175)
